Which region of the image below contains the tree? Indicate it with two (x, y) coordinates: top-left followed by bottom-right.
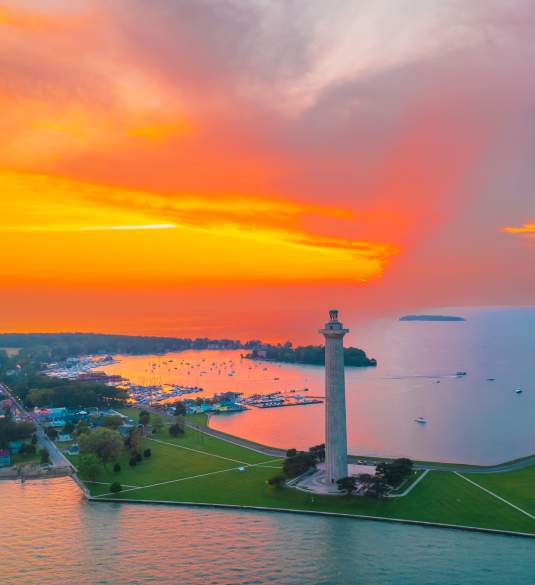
(40, 448), (49, 464)
(152, 418), (163, 434)
(0, 419), (35, 448)
(169, 423), (184, 438)
(20, 443), (36, 455)
(283, 452), (316, 478)
(365, 477), (389, 499)
(337, 476), (357, 495)
(77, 420), (90, 435)
(46, 427), (58, 440)
(139, 410), (150, 427)
(376, 458), (414, 488)
(309, 444), (325, 463)
(78, 454), (101, 481)
(113, 462), (121, 473)
(31, 433), (38, 445)
(125, 427), (143, 453)
(174, 415), (185, 432)
(268, 474), (286, 488)
(135, 452), (142, 463)
(62, 421), (75, 434)
(143, 448), (152, 458)
(79, 427), (124, 468)
(101, 415), (123, 430)
(110, 481), (122, 494)
(174, 402), (187, 417)
(286, 448), (297, 458)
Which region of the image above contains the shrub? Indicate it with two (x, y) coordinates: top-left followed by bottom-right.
(45, 427), (58, 439)
(135, 452), (142, 463)
(143, 448), (152, 458)
(268, 474), (286, 488)
(129, 457), (137, 467)
(21, 443), (36, 455)
(110, 482), (122, 493)
(283, 452), (316, 478)
(169, 423), (184, 438)
(113, 462), (121, 473)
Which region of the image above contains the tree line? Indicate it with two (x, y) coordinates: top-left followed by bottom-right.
(246, 344), (377, 367)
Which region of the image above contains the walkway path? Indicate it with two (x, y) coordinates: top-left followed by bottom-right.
(147, 436), (272, 466)
(150, 405), (535, 474)
(388, 470), (430, 498)
(455, 472), (535, 522)
(94, 456), (283, 498)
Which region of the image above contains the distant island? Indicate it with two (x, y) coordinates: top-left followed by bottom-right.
(399, 315), (466, 322)
(244, 344), (377, 367)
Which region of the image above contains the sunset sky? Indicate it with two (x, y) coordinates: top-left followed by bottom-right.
(1, 0), (534, 342)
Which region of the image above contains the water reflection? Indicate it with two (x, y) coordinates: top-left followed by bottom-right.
(102, 308), (535, 464)
(2, 478), (535, 584)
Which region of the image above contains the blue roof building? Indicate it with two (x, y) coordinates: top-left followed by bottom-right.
(0, 449), (11, 467)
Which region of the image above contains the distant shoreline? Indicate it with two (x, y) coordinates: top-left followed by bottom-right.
(399, 315), (466, 322)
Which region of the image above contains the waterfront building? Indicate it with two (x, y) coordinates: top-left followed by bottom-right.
(0, 449), (11, 467)
(320, 309), (349, 484)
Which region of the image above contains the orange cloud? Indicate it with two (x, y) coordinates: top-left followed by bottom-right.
(0, 169), (398, 286)
(502, 223), (535, 237)
(0, 4), (87, 32)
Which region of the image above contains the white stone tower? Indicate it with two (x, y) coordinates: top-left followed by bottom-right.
(320, 309), (349, 484)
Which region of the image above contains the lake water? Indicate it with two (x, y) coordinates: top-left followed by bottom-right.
(2, 477), (534, 585)
(102, 307), (535, 465)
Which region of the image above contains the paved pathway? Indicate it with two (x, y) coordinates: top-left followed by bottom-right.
(455, 472), (535, 521)
(388, 470), (429, 498)
(95, 456), (282, 498)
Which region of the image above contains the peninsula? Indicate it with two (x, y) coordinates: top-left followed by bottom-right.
(244, 344), (377, 367)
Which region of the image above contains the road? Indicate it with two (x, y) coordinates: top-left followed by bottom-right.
(0, 383), (73, 471)
(147, 405), (535, 474)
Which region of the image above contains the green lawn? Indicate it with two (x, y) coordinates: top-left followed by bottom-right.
(469, 468), (535, 516)
(71, 408), (535, 535)
(12, 450), (40, 465)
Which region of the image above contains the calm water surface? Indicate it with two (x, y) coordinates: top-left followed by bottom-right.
(103, 307), (535, 464)
(1, 478), (534, 585)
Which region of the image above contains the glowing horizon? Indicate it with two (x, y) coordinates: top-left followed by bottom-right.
(0, 1), (534, 341)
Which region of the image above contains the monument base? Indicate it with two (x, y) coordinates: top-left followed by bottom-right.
(293, 463), (377, 495)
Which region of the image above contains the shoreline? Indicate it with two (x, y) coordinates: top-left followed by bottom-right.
(201, 416), (535, 473)
(5, 472), (535, 540)
(86, 494), (535, 540)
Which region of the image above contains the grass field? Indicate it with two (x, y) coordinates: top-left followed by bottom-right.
(69, 409), (535, 535)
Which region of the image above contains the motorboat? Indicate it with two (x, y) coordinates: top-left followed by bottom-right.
(415, 417), (427, 424)
(456, 371), (467, 377)
(515, 388), (523, 394)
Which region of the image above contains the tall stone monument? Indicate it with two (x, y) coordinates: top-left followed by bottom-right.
(320, 309), (349, 484)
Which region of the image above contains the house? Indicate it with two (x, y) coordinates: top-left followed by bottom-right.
(8, 440), (24, 454)
(67, 444), (80, 455)
(57, 433), (72, 442)
(0, 449), (11, 467)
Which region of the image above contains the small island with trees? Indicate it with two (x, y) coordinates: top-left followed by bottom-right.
(244, 343), (377, 367)
(399, 315), (466, 322)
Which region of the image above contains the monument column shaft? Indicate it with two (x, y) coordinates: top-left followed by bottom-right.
(323, 330), (348, 484)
